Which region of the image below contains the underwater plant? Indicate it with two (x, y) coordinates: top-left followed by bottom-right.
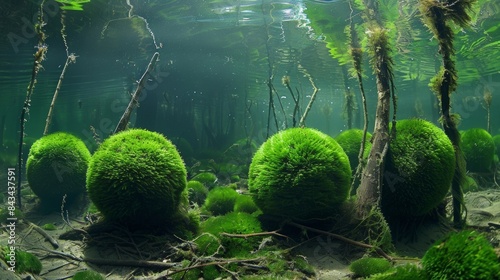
(421, 230), (500, 280)
(200, 211), (262, 258)
(419, 0), (475, 228)
(55, 0), (91, 11)
(461, 128), (495, 173)
(335, 129), (372, 175)
(248, 127), (351, 221)
(202, 186), (239, 216)
(26, 132), (91, 206)
(381, 119), (455, 217)
(86, 129), (187, 228)
(349, 257), (392, 278)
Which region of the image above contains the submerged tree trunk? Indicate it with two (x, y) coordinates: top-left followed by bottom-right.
(356, 28), (394, 218)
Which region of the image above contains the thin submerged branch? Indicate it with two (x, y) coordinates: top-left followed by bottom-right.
(17, 1), (48, 209)
(298, 64), (319, 127)
(44, 54), (77, 135)
(114, 52), (160, 134)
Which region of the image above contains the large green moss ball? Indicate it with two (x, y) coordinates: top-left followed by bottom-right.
(86, 129), (187, 227)
(26, 132), (91, 205)
(335, 129), (372, 173)
(461, 128), (495, 172)
(248, 127), (351, 220)
(381, 119), (455, 217)
(422, 230), (500, 280)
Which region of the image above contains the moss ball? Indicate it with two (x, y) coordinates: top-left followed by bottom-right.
(335, 129), (372, 173)
(191, 172), (218, 189)
(463, 176), (479, 193)
(202, 187), (239, 216)
(3, 248), (42, 274)
(72, 270), (105, 280)
(86, 129), (187, 227)
(381, 119), (455, 217)
(422, 230), (500, 280)
(193, 233), (221, 256)
(248, 127), (351, 220)
(234, 195), (259, 214)
(462, 128), (495, 172)
(200, 212), (262, 257)
(27, 132), (91, 205)
(349, 257), (392, 277)
(187, 180), (208, 205)
(492, 134), (500, 161)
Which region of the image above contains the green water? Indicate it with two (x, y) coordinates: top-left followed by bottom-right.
(1, 0), (499, 166)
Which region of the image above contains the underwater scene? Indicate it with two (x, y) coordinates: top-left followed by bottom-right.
(1, 0), (500, 279)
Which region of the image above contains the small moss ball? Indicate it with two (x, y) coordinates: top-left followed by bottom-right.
(193, 233), (221, 256)
(200, 212), (262, 257)
(492, 134), (500, 161)
(381, 119), (455, 217)
(335, 129), (372, 173)
(191, 172), (218, 188)
(248, 127), (351, 220)
(86, 129), (187, 227)
(202, 187), (239, 216)
(422, 230), (500, 280)
(234, 195), (259, 214)
(3, 248), (42, 274)
(349, 257), (392, 277)
(462, 128), (495, 172)
(72, 270), (105, 280)
(187, 180), (208, 205)
(27, 132), (91, 205)
(463, 176), (479, 193)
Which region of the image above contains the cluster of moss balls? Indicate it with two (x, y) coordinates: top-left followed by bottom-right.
(248, 127), (351, 221)
(461, 128), (495, 172)
(381, 119), (455, 217)
(86, 129), (188, 228)
(27, 132), (91, 206)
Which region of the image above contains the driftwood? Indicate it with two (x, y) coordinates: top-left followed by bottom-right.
(24, 221), (59, 249)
